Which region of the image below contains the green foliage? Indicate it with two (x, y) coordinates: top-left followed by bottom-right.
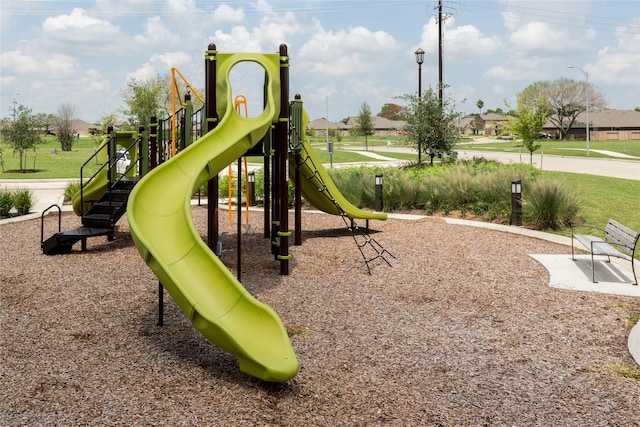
(326, 160), (580, 230)
(397, 88), (460, 165)
(121, 76), (166, 130)
(506, 93), (548, 164)
(351, 102), (374, 150)
(0, 188), (13, 216)
(523, 179), (580, 230)
(0, 187), (33, 216)
(11, 188), (33, 215)
(64, 181), (81, 202)
(0, 102), (44, 171)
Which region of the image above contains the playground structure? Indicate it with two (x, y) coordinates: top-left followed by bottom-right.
(41, 44), (394, 382)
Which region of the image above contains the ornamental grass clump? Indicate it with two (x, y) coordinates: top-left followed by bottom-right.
(523, 179), (580, 230)
(64, 181), (81, 202)
(11, 188), (34, 215)
(0, 188), (13, 216)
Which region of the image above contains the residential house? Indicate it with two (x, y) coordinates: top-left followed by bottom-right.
(308, 116), (405, 137)
(543, 109), (640, 141)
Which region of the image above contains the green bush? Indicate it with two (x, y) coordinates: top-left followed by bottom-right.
(11, 188), (34, 215)
(0, 188), (13, 216)
(64, 181), (81, 202)
(323, 161), (578, 230)
(523, 180), (580, 230)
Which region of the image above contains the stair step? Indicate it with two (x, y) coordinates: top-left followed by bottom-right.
(42, 227), (113, 255)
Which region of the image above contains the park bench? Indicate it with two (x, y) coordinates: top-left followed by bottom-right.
(571, 219), (639, 285)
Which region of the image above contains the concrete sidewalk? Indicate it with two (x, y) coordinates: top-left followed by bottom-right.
(0, 179), (73, 224)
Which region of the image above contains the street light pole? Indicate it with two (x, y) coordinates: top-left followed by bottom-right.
(415, 48), (425, 165)
(567, 65), (589, 157)
(326, 94), (333, 168)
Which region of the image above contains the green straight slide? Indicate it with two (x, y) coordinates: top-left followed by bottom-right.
(72, 137), (109, 216)
(293, 108), (387, 221)
(72, 133), (138, 216)
(127, 53), (298, 382)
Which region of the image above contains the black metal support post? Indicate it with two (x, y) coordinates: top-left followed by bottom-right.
(149, 116), (158, 170)
(205, 44), (219, 251)
(277, 43), (290, 275)
(157, 282), (164, 326)
(237, 158), (242, 281)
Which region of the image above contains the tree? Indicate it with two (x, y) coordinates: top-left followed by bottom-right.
(55, 103), (77, 151)
(399, 87), (460, 166)
(89, 112), (119, 146)
(328, 128), (343, 143)
(121, 76), (166, 130)
(0, 102), (43, 171)
(378, 103), (404, 120)
(520, 78), (606, 140)
(476, 99), (484, 115)
(351, 102), (374, 151)
(33, 113), (57, 135)
(505, 94), (548, 165)
(485, 107), (506, 115)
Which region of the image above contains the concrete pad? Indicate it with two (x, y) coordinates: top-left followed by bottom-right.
(529, 254), (639, 296)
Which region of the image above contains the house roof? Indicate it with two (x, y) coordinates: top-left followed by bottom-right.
(480, 113), (510, 122)
(544, 109), (640, 129)
(308, 118), (345, 130)
(309, 116), (405, 130)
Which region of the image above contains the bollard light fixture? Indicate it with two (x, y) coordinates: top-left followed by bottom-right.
(510, 178), (522, 226)
(511, 178), (521, 195)
(248, 170), (255, 183)
(375, 173), (384, 212)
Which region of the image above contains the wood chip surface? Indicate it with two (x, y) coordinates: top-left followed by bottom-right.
(2, 207), (640, 426)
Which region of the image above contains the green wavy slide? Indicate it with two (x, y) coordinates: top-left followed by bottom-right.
(293, 108), (387, 221)
(127, 53), (298, 382)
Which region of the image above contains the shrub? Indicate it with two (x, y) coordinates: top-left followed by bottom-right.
(11, 188), (34, 215)
(0, 188), (13, 216)
(523, 180), (580, 230)
(64, 181), (81, 202)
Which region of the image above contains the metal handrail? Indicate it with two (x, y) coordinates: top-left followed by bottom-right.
(79, 136), (113, 217)
(40, 204), (62, 249)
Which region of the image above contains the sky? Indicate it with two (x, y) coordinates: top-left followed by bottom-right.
(1, 0), (639, 124)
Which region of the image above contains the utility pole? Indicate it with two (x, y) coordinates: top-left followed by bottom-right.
(438, 0), (443, 108)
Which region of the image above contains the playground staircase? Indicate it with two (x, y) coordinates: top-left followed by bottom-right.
(41, 178), (138, 255)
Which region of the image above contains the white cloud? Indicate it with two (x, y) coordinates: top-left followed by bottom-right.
(590, 23), (640, 86)
(298, 20), (399, 77)
(503, 13), (569, 54)
(1, 50), (78, 77)
(42, 8), (124, 46)
(420, 17), (502, 61)
(127, 52), (194, 81)
(211, 4), (245, 26)
(133, 16), (174, 46)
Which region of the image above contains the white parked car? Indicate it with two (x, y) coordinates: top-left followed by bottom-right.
(116, 150), (131, 175)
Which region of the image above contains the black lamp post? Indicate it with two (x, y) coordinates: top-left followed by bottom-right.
(510, 179), (522, 226)
(248, 171), (256, 206)
(375, 173), (384, 212)
(415, 48), (425, 165)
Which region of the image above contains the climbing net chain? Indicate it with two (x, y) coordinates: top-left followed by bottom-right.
(288, 123), (395, 274)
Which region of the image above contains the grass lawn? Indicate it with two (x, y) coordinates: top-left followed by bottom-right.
(0, 136), (101, 180)
(457, 138), (640, 159)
